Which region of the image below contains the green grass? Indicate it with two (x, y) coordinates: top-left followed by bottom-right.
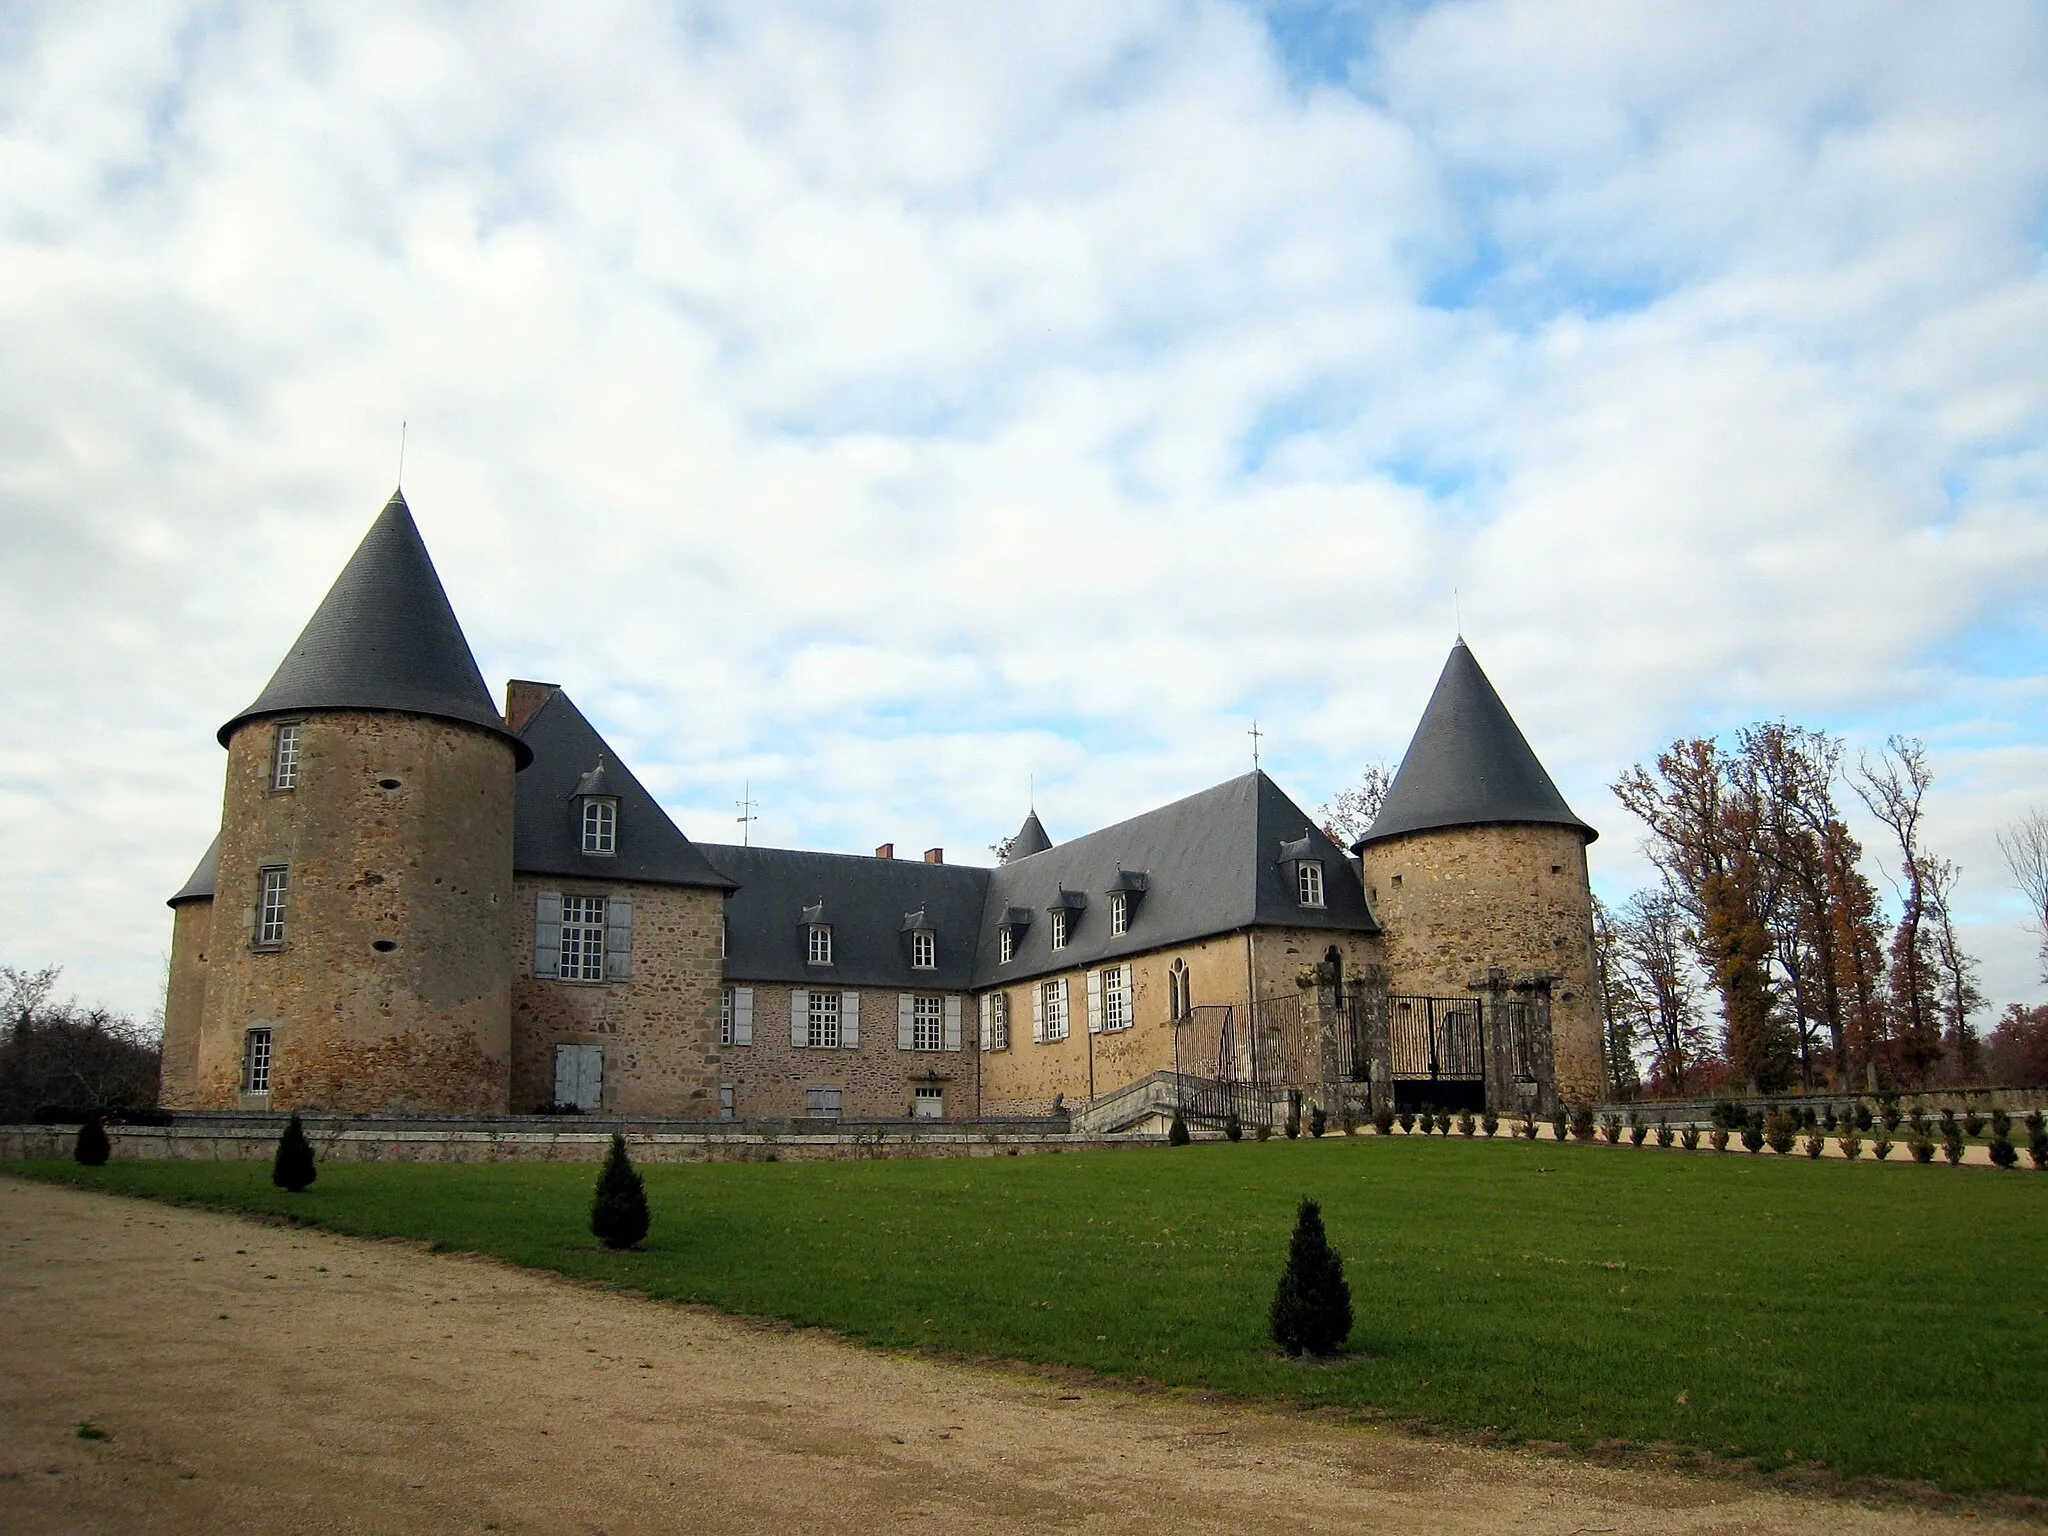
(9, 1137), (2047, 1496)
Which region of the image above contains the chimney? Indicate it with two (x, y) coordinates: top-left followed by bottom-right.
(923, 847), (944, 864)
(504, 679), (561, 733)
(875, 843), (894, 860)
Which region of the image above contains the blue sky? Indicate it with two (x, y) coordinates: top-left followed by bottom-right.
(1, 0), (2044, 1018)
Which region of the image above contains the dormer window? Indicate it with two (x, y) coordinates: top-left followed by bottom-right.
(1047, 891), (1085, 951)
(1050, 910), (1068, 950)
(1109, 892), (1128, 936)
(581, 797), (618, 855)
(1298, 859), (1325, 907)
(808, 924), (833, 965)
(1000, 926), (1014, 963)
(912, 929), (936, 969)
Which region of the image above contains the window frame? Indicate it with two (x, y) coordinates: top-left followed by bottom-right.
(911, 929), (936, 970)
(559, 894), (608, 982)
(1109, 891), (1128, 936)
(999, 925), (1014, 964)
(1168, 957), (1192, 1020)
(269, 722), (301, 792)
(911, 994), (944, 1051)
(1102, 964), (1130, 1031)
(990, 992), (1010, 1051)
(580, 797), (618, 856)
(254, 866), (289, 947)
(241, 1027), (273, 1093)
(1041, 978), (1070, 1042)
(1297, 859), (1325, 908)
(720, 985), (735, 1046)
(806, 989), (842, 1049)
(912, 1085), (944, 1119)
(807, 924), (833, 966)
(1050, 910), (1068, 951)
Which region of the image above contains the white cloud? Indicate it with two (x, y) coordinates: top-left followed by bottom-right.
(0, 0), (2043, 1019)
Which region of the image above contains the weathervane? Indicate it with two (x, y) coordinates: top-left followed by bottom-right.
(1249, 718), (1263, 771)
(736, 782), (759, 847)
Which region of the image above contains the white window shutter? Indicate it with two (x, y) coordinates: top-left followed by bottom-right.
(791, 988), (809, 1047)
(842, 991), (860, 1047)
(734, 986), (753, 1045)
(533, 891), (563, 978)
(943, 995), (961, 1052)
(897, 993), (915, 1050)
(1086, 969), (1103, 1033)
(978, 994), (992, 1050)
(605, 895), (633, 981)
(1032, 985), (1045, 1044)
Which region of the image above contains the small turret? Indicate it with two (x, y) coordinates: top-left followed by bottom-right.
(1005, 810), (1053, 861)
(1355, 641), (1601, 1109)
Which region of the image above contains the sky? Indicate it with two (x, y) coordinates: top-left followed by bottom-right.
(2, 0), (2044, 1023)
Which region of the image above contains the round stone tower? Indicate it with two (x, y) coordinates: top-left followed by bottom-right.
(1353, 640), (1603, 1109)
(184, 491), (531, 1114)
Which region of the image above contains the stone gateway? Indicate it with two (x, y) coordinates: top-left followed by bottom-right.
(160, 492), (1600, 1128)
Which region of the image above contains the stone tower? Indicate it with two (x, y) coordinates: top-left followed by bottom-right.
(1352, 640), (1603, 1108)
(165, 491), (530, 1114)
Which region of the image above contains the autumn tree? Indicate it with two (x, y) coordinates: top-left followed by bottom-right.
(1318, 763), (1393, 848)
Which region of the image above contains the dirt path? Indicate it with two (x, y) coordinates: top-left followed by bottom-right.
(0, 1178), (2028, 1536)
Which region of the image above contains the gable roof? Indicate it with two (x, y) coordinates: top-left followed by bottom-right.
(167, 835), (220, 906)
(973, 770), (1376, 986)
(219, 491), (531, 767)
(513, 689), (734, 890)
(1357, 639), (1595, 849)
(703, 844), (990, 989)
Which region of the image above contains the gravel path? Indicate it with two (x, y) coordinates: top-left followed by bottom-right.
(0, 1177), (2027, 1535)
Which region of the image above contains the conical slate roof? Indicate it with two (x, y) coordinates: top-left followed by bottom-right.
(167, 835), (220, 906)
(1355, 640), (1595, 849)
(218, 491), (530, 767)
(1007, 810), (1053, 860)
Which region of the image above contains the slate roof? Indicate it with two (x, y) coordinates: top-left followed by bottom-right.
(513, 689), (734, 890)
(1356, 640), (1596, 849)
(702, 844), (991, 989)
(167, 836), (220, 906)
(219, 491), (531, 767)
(971, 771), (1376, 987)
(1006, 810), (1053, 860)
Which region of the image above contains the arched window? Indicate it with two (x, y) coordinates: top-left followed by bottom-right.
(1167, 957), (1192, 1021)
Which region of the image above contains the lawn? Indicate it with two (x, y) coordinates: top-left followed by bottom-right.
(9, 1135), (2047, 1496)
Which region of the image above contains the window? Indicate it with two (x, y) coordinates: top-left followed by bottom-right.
(241, 1027), (272, 1093)
(980, 992), (1010, 1051)
(581, 798), (617, 855)
(805, 1084), (843, 1116)
(1110, 891), (1128, 936)
(807, 989), (841, 1049)
(270, 723), (301, 791)
(721, 986), (735, 1046)
(1102, 965), (1129, 1031)
(719, 1084), (734, 1120)
(720, 917), (727, 958)
(1297, 859), (1325, 907)
(255, 867), (289, 946)
(1040, 978), (1069, 1042)
(913, 1086), (944, 1119)
(999, 926), (1014, 963)
(1050, 910), (1068, 951)
(808, 924), (833, 965)
(911, 929), (936, 969)
(560, 895), (607, 982)
(1168, 958), (1192, 1020)
(912, 995), (944, 1051)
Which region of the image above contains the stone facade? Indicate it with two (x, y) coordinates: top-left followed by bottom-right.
(510, 876), (725, 1116)
(180, 710), (518, 1115)
(1355, 821), (1602, 1107)
(717, 982), (977, 1119)
(159, 897), (212, 1108)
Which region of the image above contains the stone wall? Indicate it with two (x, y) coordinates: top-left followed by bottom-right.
(510, 877), (726, 1116)
(716, 982), (978, 1119)
(1356, 821), (1602, 1106)
(187, 710), (518, 1115)
(977, 926), (1384, 1116)
(158, 898), (211, 1108)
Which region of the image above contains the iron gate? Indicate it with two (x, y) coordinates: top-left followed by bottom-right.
(1171, 1004), (1271, 1127)
(1389, 994), (1486, 1112)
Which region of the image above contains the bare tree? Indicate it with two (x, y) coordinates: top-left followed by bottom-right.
(1592, 896), (1644, 1100)
(1853, 739), (1948, 1083)
(1615, 887), (1709, 1096)
(1927, 857), (1985, 1082)
(1997, 807), (2048, 983)
(1318, 763), (1393, 848)
(0, 967), (161, 1121)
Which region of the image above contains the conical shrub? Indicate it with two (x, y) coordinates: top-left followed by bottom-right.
(73, 1116), (110, 1168)
(1169, 1110), (1191, 1146)
(591, 1133), (650, 1250)
(1269, 1196), (1352, 1357)
(271, 1112), (316, 1192)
